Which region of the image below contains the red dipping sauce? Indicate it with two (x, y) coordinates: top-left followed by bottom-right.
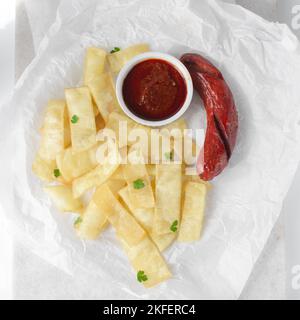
(122, 59), (187, 121)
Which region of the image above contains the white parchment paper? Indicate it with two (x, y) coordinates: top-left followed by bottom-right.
(2, 0), (300, 299)
(24, 0), (61, 52)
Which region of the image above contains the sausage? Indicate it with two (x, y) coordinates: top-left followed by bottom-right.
(180, 53), (238, 181)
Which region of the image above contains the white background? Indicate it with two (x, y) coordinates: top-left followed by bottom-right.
(0, 0), (15, 300)
(1, 0), (299, 300)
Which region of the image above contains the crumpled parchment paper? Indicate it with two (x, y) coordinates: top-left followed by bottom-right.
(1, 0), (300, 299)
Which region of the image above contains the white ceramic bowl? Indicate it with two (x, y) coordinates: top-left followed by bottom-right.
(116, 52), (193, 127)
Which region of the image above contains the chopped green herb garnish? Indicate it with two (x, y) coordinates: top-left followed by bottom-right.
(71, 114), (79, 124)
(133, 179), (145, 189)
(170, 220), (178, 232)
(164, 150), (174, 161)
(74, 216), (82, 226)
(110, 47), (121, 54)
(137, 270), (148, 283)
(53, 168), (61, 178)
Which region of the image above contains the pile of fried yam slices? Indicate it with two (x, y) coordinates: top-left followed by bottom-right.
(32, 44), (209, 288)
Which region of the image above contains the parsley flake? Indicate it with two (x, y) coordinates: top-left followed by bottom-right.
(53, 168), (61, 178)
(71, 115), (79, 124)
(170, 220), (178, 232)
(137, 270), (148, 283)
(74, 216), (82, 226)
(133, 179), (145, 189)
(110, 47), (121, 54)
